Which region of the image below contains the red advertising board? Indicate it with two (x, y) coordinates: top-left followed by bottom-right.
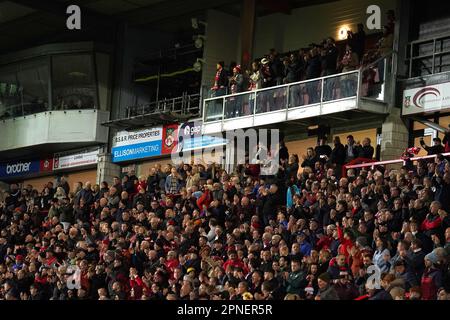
(162, 124), (179, 155)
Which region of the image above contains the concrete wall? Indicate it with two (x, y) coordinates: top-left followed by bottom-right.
(111, 25), (175, 119)
(97, 153), (121, 186)
(381, 108), (409, 161)
(201, 10), (241, 88)
(0, 110), (109, 152)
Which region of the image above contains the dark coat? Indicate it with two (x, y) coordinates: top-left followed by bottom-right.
(358, 145), (374, 159)
(305, 55), (321, 79)
(331, 143), (346, 165)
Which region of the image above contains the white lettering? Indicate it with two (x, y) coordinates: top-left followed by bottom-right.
(366, 5), (381, 30)
(66, 5), (81, 30)
(6, 162), (32, 174)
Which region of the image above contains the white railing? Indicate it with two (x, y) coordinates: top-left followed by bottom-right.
(202, 54), (391, 125)
(345, 152), (450, 170)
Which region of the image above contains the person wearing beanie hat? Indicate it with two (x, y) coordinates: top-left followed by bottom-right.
(421, 250), (443, 300)
(316, 272), (339, 300)
(12, 255), (24, 271)
(425, 251), (439, 265)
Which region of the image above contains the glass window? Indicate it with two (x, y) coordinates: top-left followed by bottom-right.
(0, 64), (20, 119)
(17, 58), (49, 115)
(0, 58), (49, 119)
(52, 54), (97, 110)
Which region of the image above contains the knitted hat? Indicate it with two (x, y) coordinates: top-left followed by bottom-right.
(425, 251), (438, 265)
(318, 272), (331, 283)
(356, 237), (367, 247)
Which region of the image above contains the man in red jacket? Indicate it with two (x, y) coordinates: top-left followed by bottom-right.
(421, 201), (443, 235)
(222, 250), (249, 275)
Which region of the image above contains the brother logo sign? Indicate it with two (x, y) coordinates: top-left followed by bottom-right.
(6, 162), (32, 174)
(0, 160), (40, 178)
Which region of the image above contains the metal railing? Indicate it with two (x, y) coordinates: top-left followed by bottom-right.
(406, 33), (450, 78)
(125, 92), (201, 118)
(203, 54), (392, 124)
(344, 152), (450, 171)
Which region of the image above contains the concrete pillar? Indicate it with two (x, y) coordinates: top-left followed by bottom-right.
(240, 0), (256, 70)
(97, 153), (121, 185)
(380, 108), (409, 161)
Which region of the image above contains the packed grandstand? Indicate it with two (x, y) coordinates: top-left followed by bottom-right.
(0, 0), (449, 304)
(0, 135), (449, 300)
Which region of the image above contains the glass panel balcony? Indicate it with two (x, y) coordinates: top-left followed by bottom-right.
(224, 91), (255, 119)
(203, 53), (393, 134)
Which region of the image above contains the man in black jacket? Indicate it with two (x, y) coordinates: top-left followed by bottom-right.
(211, 61), (228, 97)
(284, 53), (302, 107)
(260, 184), (280, 226)
(315, 137), (332, 163)
(409, 238), (426, 284)
(358, 138), (374, 159)
(305, 47), (322, 103)
(420, 137), (445, 155)
(269, 49), (284, 86)
(284, 53), (301, 84)
(330, 136), (346, 178)
(322, 38), (339, 101)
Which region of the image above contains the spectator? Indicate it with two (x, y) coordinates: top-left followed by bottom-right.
(358, 138), (374, 159)
(75, 182), (94, 206)
(339, 44), (359, 98)
(420, 137), (445, 155)
(301, 147), (319, 169)
(421, 250), (443, 300)
(315, 137), (332, 162)
(321, 38), (339, 101)
(347, 24), (366, 62)
(344, 135), (359, 163)
(304, 48), (322, 104)
(165, 168), (181, 195)
(227, 65), (245, 118)
(211, 61), (228, 97)
(316, 272), (339, 300)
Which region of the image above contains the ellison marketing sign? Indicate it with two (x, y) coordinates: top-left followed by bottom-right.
(112, 127), (163, 162)
(0, 160), (40, 179)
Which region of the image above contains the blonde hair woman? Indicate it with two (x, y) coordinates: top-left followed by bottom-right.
(54, 186), (66, 201)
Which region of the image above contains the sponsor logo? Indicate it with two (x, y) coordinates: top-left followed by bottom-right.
(6, 162), (31, 174)
(410, 87), (441, 108)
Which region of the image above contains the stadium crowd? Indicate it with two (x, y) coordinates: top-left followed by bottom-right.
(0, 132), (449, 301)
